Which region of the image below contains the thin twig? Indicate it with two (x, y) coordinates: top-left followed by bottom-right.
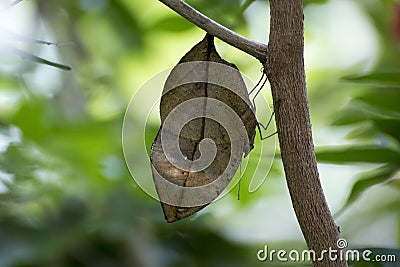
(159, 0), (267, 63)
(1, 44), (72, 71)
(1, 0), (24, 11)
(1, 28), (74, 46)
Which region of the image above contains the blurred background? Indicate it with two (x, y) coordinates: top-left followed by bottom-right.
(0, 0), (399, 266)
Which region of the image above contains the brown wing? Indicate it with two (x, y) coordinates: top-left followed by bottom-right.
(150, 34), (257, 222)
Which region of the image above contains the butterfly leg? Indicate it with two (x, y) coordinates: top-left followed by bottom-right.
(249, 73), (267, 111)
(257, 111), (277, 140)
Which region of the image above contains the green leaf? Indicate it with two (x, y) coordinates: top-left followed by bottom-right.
(316, 146), (400, 164)
(331, 96), (400, 142)
(355, 87), (400, 115)
(373, 118), (400, 142)
(343, 71), (400, 85)
(332, 103), (376, 126)
(335, 164), (398, 217)
(343, 118), (400, 143)
(332, 100), (398, 126)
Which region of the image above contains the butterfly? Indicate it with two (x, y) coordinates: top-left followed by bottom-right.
(150, 34), (257, 222)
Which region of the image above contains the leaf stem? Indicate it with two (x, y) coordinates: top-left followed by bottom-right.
(158, 0), (267, 63)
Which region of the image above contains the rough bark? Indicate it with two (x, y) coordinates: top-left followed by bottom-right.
(267, 1), (347, 266)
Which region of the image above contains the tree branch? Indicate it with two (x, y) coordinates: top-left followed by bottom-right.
(159, 0), (267, 63)
(267, 1), (347, 266)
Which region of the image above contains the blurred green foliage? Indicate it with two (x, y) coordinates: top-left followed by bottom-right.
(0, 0), (399, 266)
(315, 70), (400, 218)
(315, 0), (400, 225)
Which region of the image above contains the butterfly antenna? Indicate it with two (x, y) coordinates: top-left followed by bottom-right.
(237, 159), (242, 200)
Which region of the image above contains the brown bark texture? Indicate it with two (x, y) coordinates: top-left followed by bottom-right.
(267, 1), (347, 266)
